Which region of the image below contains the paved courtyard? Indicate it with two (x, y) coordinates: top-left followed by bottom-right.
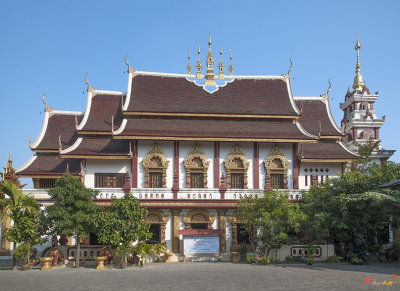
(0, 262), (399, 290)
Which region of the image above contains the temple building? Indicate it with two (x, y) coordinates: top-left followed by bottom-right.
(0, 35), (393, 261)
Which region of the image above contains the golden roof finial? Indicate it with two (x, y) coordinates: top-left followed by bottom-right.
(5, 152), (12, 174)
(288, 58), (293, 75)
(29, 135), (32, 147)
(196, 43), (202, 79)
(353, 32), (364, 91)
(205, 33), (215, 85)
(229, 49), (233, 76)
(218, 47), (224, 79)
(347, 87), (351, 94)
(125, 53), (131, 73)
(187, 48), (192, 75)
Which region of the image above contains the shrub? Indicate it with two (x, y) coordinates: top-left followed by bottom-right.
(328, 255), (341, 263)
(260, 257), (270, 265)
(351, 257), (363, 265)
(284, 256), (300, 263)
(305, 256), (314, 265)
(246, 256), (256, 263)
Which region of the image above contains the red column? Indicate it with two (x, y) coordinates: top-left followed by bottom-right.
(292, 143), (299, 189)
(253, 142), (259, 189)
(214, 142), (220, 188)
(172, 141), (179, 199)
(375, 128), (379, 139)
(131, 140), (138, 188)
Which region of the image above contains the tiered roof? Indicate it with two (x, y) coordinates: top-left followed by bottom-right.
(17, 67), (358, 177)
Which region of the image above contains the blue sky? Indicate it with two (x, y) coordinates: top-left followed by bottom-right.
(1, 0), (399, 186)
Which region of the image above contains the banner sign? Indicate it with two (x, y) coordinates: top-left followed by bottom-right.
(183, 235), (219, 256)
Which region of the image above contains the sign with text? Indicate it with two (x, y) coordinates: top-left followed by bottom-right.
(184, 235), (220, 256)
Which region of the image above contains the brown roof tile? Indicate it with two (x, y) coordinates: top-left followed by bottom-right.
(298, 142), (357, 160)
(127, 74), (298, 116)
(17, 154), (81, 176)
(80, 94), (124, 133)
(34, 113), (82, 151)
(63, 138), (131, 157)
(296, 100), (343, 137)
(116, 118), (315, 141)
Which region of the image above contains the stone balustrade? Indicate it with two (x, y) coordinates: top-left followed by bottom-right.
(24, 188), (305, 201)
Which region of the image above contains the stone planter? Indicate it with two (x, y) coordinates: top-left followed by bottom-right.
(40, 257), (52, 271)
(231, 252), (239, 263)
(94, 256), (107, 270)
(21, 264), (31, 271)
(165, 253), (174, 263)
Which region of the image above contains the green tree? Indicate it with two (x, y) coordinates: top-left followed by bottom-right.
(0, 180), (41, 270)
(45, 174), (99, 268)
(237, 190), (306, 258)
(302, 163), (400, 256)
(94, 194), (151, 268)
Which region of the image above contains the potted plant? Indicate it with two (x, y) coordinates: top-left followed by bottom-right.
(246, 256), (256, 264)
(305, 256), (314, 265)
(260, 257), (270, 265)
(14, 243), (31, 271)
(153, 243), (166, 262)
(134, 243), (155, 267)
(239, 243), (248, 262)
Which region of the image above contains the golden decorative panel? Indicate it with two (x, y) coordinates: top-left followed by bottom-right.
(182, 209), (215, 229)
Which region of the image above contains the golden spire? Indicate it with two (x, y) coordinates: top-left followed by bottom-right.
(187, 48), (192, 75)
(205, 32), (216, 85)
(229, 49), (233, 76)
(196, 43), (202, 79)
(353, 32), (364, 91)
(5, 152), (12, 174)
(218, 47), (224, 79)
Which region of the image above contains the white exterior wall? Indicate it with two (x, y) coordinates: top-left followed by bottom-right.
(84, 159), (131, 188)
(298, 162), (342, 189)
(179, 142), (214, 188)
(137, 140), (174, 188)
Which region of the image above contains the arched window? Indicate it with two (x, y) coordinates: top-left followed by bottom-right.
(264, 145), (289, 189)
(224, 145), (249, 189)
(144, 210), (170, 244)
(142, 143), (169, 188)
(182, 209), (215, 229)
(184, 144), (210, 188)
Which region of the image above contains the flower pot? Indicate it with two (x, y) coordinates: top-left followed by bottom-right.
(263, 262), (268, 265)
(21, 264), (31, 271)
(165, 253), (174, 263)
(40, 257), (53, 271)
(231, 252), (239, 263)
(94, 256), (107, 270)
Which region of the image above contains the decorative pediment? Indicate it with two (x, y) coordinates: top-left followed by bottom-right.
(182, 209), (216, 229)
(224, 144), (249, 170)
(264, 145), (289, 171)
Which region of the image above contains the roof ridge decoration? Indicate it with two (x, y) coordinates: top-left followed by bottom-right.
(320, 79), (332, 99)
(42, 90), (54, 112)
(281, 58), (293, 79)
(85, 72), (96, 92)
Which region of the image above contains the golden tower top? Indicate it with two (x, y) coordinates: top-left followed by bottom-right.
(187, 48), (191, 75)
(205, 33), (216, 85)
(353, 33), (365, 91)
(196, 44), (202, 79)
(218, 47), (224, 79)
(229, 49), (233, 76)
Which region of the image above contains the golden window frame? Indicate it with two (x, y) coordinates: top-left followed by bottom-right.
(264, 145), (289, 189)
(224, 144), (250, 189)
(142, 143), (170, 188)
(184, 144), (210, 188)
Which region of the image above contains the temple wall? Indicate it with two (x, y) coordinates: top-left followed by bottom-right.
(137, 140), (174, 188)
(84, 160), (131, 188)
(298, 162), (342, 189)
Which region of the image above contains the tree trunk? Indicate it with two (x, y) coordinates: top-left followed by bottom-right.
(76, 235), (80, 268)
(12, 242), (17, 271)
(121, 254), (127, 269)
